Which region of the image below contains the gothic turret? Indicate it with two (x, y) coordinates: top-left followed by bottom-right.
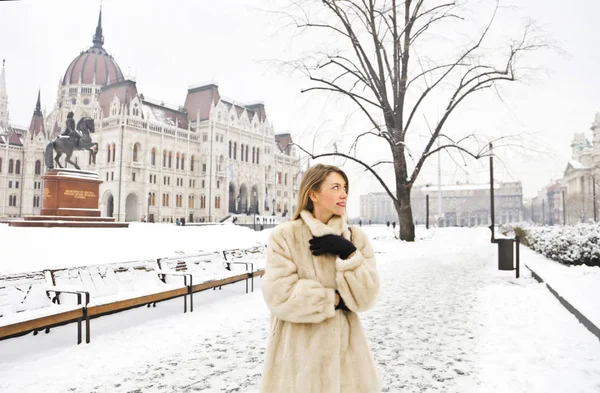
(0, 59), (9, 127)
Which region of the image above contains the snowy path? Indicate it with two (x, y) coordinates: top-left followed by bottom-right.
(1, 227), (600, 392)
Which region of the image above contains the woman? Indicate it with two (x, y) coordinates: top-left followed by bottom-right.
(261, 164), (381, 393)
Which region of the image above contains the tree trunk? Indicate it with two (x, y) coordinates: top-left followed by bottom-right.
(396, 187), (415, 241)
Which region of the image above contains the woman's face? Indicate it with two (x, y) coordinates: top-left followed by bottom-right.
(311, 172), (348, 218)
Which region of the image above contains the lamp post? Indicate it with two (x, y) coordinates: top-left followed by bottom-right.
(593, 174), (597, 222)
(562, 189), (566, 225)
(272, 198), (276, 216)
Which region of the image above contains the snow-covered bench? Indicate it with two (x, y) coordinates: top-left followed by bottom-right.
(1, 247), (266, 344)
(158, 248), (265, 296)
(49, 258), (193, 343)
(0, 271), (86, 344)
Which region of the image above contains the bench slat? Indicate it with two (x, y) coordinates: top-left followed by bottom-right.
(0, 308), (83, 339)
(87, 287), (188, 317)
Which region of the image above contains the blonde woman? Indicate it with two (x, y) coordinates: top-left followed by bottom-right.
(260, 164), (381, 393)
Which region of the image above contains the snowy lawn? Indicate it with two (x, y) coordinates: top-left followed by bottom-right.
(523, 246), (600, 335)
(1, 226), (600, 392)
(0, 222), (268, 275)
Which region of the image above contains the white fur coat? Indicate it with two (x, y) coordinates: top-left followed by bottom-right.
(260, 210), (381, 393)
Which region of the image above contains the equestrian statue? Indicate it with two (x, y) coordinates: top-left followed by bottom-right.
(44, 112), (98, 170)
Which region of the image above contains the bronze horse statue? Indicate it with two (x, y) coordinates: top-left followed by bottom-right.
(44, 117), (98, 170)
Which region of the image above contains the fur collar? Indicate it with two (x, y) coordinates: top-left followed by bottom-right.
(300, 210), (350, 239)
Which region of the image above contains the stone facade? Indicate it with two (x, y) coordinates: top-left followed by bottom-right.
(0, 11), (301, 222)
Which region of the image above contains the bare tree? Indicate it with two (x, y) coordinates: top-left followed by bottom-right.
(280, 0), (545, 241)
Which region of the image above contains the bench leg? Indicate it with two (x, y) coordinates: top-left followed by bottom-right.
(77, 317), (82, 345)
(33, 329), (38, 336)
(84, 310), (90, 344)
(189, 277), (193, 313)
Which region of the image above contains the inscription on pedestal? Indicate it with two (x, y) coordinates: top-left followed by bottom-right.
(64, 189), (96, 200)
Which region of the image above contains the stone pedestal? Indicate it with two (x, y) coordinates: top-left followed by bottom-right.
(41, 169), (102, 217)
(8, 169), (128, 228)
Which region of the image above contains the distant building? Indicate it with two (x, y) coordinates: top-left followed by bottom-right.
(360, 181), (523, 227)
(529, 112), (600, 225)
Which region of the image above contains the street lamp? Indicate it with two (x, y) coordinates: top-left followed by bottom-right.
(272, 198), (276, 216)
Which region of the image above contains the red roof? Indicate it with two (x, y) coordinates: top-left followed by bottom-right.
(8, 131), (22, 146)
(62, 46), (124, 86)
(29, 114), (45, 139)
(98, 80), (138, 118)
(275, 133), (293, 155)
(184, 84), (220, 121)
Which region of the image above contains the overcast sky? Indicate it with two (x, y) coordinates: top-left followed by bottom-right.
(1, 0), (599, 217)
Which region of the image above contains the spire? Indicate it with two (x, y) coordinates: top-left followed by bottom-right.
(0, 59), (6, 96)
(92, 6), (104, 48)
(0, 59), (9, 127)
(29, 89), (45, 139)
(34, 89), (42, 115)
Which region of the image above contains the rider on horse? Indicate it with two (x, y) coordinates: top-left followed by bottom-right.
(60, 111), (82, 148)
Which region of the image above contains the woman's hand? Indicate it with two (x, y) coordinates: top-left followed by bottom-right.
(309, 234), (357, 260)
(334, 291), (340, 307)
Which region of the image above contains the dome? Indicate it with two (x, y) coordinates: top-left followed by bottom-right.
(61, 9), (124, 87)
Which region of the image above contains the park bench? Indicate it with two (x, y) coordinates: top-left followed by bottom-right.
(0, 246), (266, 345)
(49, 258), (195, 343)
(0, 271), (87, 344)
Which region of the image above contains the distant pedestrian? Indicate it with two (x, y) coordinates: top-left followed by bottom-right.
(392, 221), (396, 230)
(386, 221), (390, 228)
(359, 220), (362, 227)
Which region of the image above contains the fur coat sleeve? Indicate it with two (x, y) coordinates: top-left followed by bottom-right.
(262, 225), (337, 324)
(335, 226), (380, 312)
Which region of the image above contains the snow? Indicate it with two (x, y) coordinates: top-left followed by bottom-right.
(569, 160), (587, 170)
(0, 222), (266, 275)
(523, 246), (600, 334)
(1, 225), (600, 392)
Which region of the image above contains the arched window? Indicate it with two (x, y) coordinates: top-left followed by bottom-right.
(35, 160), (41, 175)
(181, 154), (185, 170)
(256, 148), (260, 165)
(168, 151), (172, 168)
(0, 158), (2, 173)
(8, 159), (14, 174)
(240, 144), (245, 161)
(176, 153), (180, 169)
(285, 173), (288, 186)
(151, 148), (156, 166)
(245, 145), (249, 162)
(15, 160), (21, 175)
(111, 143), (116, 162)
(228, 141), (232, 158)
(133, 144), (139, 162)
(234, 142), (237, 160)
(163, 150), (167, 167)
(190, 155), (195, 172)
(252, 147), (255, 163)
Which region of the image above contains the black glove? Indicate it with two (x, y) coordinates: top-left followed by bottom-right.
(335, 290), (350, 312)
(309, 234), (356, 260)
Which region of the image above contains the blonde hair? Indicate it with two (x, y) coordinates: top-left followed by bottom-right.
(292, 164), (349, 220)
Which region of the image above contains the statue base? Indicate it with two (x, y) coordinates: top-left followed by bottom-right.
(8, 169), (128, 228)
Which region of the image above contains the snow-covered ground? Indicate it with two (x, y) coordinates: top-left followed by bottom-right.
(1, 225), (600, 392)
(523, 246), (600, 335)
(0, 222), (269, 275)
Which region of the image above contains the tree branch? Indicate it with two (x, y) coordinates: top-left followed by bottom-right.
(290, 142), (398, 203)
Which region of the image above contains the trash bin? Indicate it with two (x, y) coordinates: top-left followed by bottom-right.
(496, 238), (514, 271)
